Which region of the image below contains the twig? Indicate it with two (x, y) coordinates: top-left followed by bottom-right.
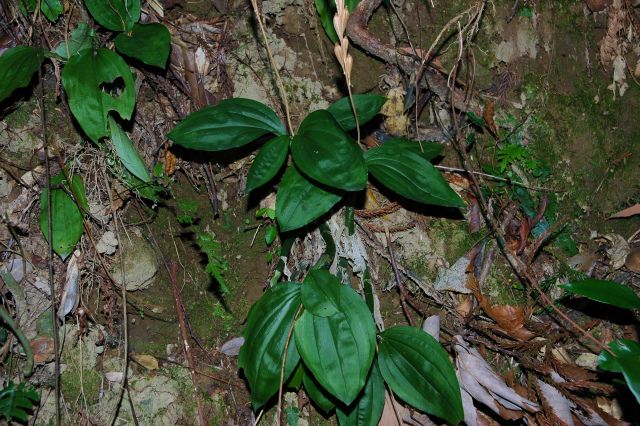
(204, 162), (219, 217)
(434, 165), (556, 191)
(385, 228), (413, 326)
(229, 382), (243, 426)
(508, 0), (520, 23)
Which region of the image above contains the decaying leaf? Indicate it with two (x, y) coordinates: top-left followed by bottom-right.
(625, 248), (640, 273)
(132, 354), (159, 370)
(593, 233), (630, 270)
(380, 88), (409, 137)
(164, 149), (176, 176)
(379, 391), (404, 426)
(482, 100), (499, 135)
(58, 249), (82, 319)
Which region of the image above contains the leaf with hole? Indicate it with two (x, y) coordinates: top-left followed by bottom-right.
(291, 110), (367, 191)
(276, 165), (344, 232)
(245, 135), (290, 193)
(0, 46), (40, 103)
(294, 284), (376, 405)
(167, 98), (287, 151)
(61, 48), (135, 142)
(327, 95), (388, 131)
(84, 0), (140, 32)
(598, 339), (640, 405)
(364, 144), (464, 208)
(377, 326), (463, 425)
(301, 270), (341, 317)
(114, 23), (171, 68)
(39, 173), (88, 261)
(559, 279), (640, 310)
(55, 23), (97, 59)
(238, 282), (302, 409)
(336, 362), (385, 426)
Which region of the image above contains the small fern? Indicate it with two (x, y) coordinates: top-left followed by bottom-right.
(497, 143), (526, 172)
(0, 381), (40, 423)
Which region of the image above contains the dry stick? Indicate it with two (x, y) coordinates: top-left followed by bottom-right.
(133, 199), (207, 425)
(249, 0), (293, 134)
(385, 228), (413, 326)
(276, 304), (304, 426)
(447, 29), (616, 358)
(104, 171), (130, 426)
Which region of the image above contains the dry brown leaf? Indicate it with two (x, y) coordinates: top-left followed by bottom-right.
(625, 248), (640, 273)
(133, 354), (159, 370)
(455, 296), (474, 317)
(30, 337), (55, 364)
(466, 274), (527, 333)
(164, 149), (176, 176)
(482, 100), (499, 135)
(378, 391), (404, 426)
(608, 203), (640, 219)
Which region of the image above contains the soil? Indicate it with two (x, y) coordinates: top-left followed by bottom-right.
(1, 0), (639, 425)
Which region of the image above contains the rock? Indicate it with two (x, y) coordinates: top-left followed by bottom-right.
(113, 233), (158, 291)
(96, 231), (118, 255)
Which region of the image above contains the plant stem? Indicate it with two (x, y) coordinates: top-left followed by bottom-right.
(250, 0), (294, 134)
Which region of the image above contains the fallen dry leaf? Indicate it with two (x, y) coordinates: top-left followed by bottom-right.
(164, 149), (176, 176)
(132, 354), (159, 370)
(608, 203), (640, 219)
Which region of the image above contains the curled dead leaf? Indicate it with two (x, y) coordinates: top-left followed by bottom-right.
(164, 149), (176, 176)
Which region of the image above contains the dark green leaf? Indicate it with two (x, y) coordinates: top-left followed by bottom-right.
(364, 144), (465, 208)
(18, 0), (37, 16)
(559, 279), (640, 310)
(382, 138), (444, 161)
(114, 23), (171, 68)
(467, 111), (484, 127)
(294, 284), (376, 405)
(303, 367), (336, 414)
(55, 23), (97, 59)
(238, 282), (302, 409)
(336, 362), (385, 426)
(84, 0), (140, 32)
(109, 116), (150, 183)
(301, 270), (342, 317)
(276, 165), (344, 232)
(0, 46), (39, 103)
(598, 339), (640, 405)
(314, 0), (339, 43)
(285, 362), (304, 389)
(377, 326), (463, 425)
(61, 48), (136, 142)
(167, 98), (287, 151)
(286, 406), (300, 426)
(327, 95), (388, 131)
(291, 110), (367, 191)
(41, 0), (63, 21)
(265, 226), (278, 245)
(39, 173), (88, 260)
(245, 135), (290, 193)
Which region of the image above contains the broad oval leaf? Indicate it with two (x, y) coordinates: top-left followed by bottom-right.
(383, 138), (444, 161)
(167, 98), (287, 151)
(314, 0), (339, 43)
(364, 144), (464, 208)
(327, 95), (388, 131)
(55, 23), (97, 59)
(294, 284), (376, 405)
(377, 326), (463, 425)
(276, 165), (344, 232)
(39, 174), (88, 260)
(291, 110), (367, 191)
(598, 339), (640, 405)
(84, 0), (140, 32)
(336, 362), (385, 426)
(301, 270), (342, 317)
(559, 279), (640, 310)
(108, 116), (150, 183)
(245, 135), (290, 193)
(62, 48), (135, 142)
(114, 23), (171, 68)
(303, 367), (336, 414)
(0, 46), (39, 103)
(41, 0), (63, 22)
(238, 282), (302, 409)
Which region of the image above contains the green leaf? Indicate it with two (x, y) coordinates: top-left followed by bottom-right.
(265, 226), (278, 245)
(467, 111), (484, 127)
(238, 282), (302, 409)
(336, 362), (385, 426)
(377, 326), (463, 425)
(0, 382), (40, 422)
(382, 138), (444, 161)
(84, 0), (140, 32)
(0, 46), (39, 103)
(314, 0), (339, 43)
(364, 144), (465, 208)
(598, 339), (640, 405)
(109, 116), (150, 183)
(291, 110), (367, 191)
(41, 0), (63, 21)
(245, 135), (290, 193)
(286, 406), (300, 426)
(301, 270), (342, 317)
(55, 23), (97, 59)
(61, 48), (136, 142)
(114, 23), (171, 68)
(559, 279), (640, 310)
(18, 0), (37, 16)
(167, 98), (287, 151)
(327, 95), (388, 131)
(39, 173), (88, 261)
(276, 165), (344, 232)
(294, 284), (376, 405)
(303, 367), (336, 414)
